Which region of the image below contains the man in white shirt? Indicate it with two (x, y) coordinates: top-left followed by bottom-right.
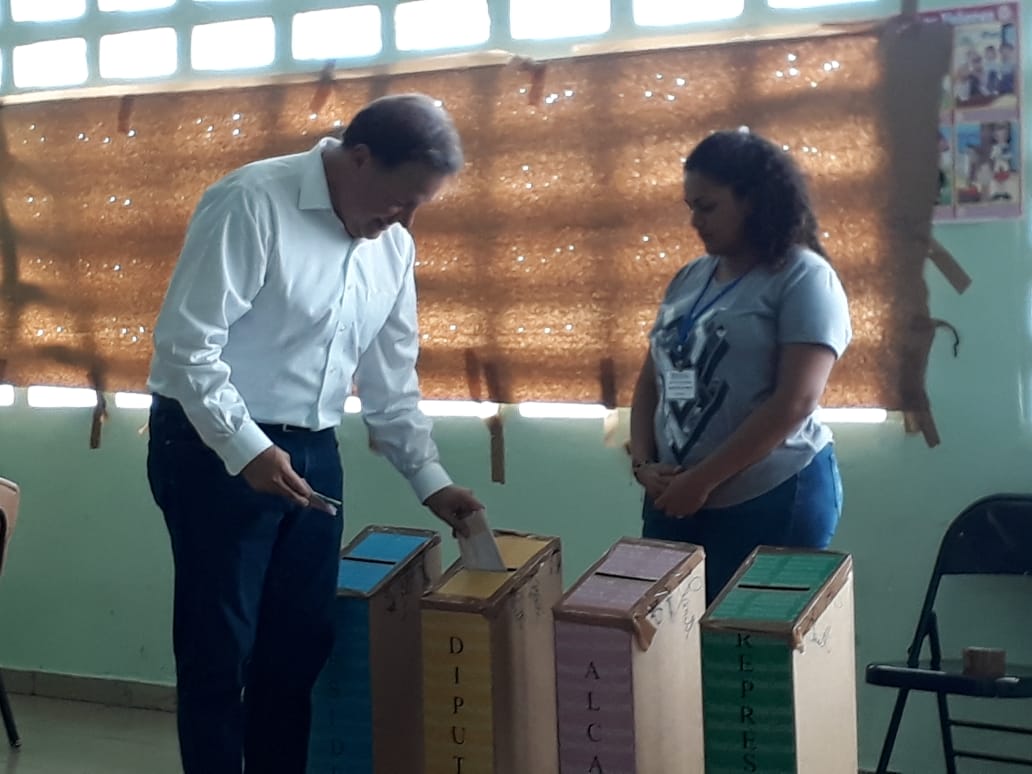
(146, 93), (482, 774)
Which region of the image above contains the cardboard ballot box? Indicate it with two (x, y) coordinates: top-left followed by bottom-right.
(421, 530), (563, 774)
(308, 526), (442, 774)
(554, 538), (707, 774)
(701, 547), (857, 774)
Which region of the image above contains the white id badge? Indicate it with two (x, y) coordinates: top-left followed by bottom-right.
(666, 369), (697, 401)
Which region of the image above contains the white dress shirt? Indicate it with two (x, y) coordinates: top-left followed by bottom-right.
(148, 137), (452, 502)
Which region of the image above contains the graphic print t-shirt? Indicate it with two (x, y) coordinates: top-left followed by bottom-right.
(649, 247), (851, 508)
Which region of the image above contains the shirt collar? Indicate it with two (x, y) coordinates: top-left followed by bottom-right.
(298, 136), (340, 211)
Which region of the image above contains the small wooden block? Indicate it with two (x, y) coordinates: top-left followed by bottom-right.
(962, 647), (1007, 678)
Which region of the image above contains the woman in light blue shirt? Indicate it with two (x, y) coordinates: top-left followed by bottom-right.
(629, 129), (852, 604)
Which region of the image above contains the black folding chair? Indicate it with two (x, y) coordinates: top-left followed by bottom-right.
(0, 476), (21, 748)
(866, 494), (1032, 773)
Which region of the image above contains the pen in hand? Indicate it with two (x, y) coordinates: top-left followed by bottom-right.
(308, 491), (342, 516)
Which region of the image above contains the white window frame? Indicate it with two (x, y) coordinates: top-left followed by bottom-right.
(0, 0), (898, 100)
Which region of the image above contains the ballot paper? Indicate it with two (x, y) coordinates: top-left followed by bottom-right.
(457, 509), (506, 571)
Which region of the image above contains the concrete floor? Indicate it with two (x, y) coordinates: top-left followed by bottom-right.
(0, 694), (180, 774)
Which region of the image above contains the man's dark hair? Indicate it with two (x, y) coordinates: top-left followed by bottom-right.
(342, 93), (463, 174)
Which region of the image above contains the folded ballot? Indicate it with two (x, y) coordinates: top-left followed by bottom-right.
(457, 509), (507, 571)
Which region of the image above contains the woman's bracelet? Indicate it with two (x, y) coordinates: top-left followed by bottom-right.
(631, 458), (653, 475)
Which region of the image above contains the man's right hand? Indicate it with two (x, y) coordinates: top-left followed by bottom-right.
(633, 462), (682, 503)
(241, 446), (313, 507)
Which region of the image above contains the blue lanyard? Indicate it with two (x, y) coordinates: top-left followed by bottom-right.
(677, 263), (748, 344)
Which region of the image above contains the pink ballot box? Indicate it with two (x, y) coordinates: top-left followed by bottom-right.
(554, 538), (707, 774)
(421, 530), (563, 774)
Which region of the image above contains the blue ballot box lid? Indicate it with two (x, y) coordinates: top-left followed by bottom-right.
(337, 560), (395, 594)
(337, 527), (440, 598)
(348, 531), (431, 563)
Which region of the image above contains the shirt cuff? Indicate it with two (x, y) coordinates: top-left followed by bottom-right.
(217, 421), (274, 476)
(409, 463), (453, 504)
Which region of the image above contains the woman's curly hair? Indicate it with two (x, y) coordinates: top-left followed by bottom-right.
(684, 130), (826, 267)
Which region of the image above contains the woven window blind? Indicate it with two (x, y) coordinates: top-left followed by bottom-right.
(0, 20), (953, 438)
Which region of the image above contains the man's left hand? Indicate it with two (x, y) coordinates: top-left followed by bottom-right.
(423, 485), (484, 537)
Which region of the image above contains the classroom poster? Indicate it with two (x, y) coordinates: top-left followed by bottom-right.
(922, 3), (1021, 221)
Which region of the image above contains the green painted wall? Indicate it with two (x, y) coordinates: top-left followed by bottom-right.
(3, 386), (1031, 771)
